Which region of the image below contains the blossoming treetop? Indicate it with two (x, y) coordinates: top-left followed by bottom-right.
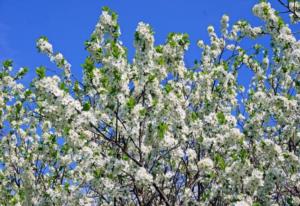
(0, 1), (300, 205)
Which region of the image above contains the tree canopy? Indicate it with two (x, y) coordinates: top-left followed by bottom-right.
(0, 1), (300, 205)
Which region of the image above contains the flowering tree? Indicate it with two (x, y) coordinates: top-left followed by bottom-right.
(1, 0), (300, 205)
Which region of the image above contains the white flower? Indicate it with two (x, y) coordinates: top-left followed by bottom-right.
(204, 113), (217, 125)
(221, 14), (229, 35)
(141, 144), (151, 155)
(101, 11), (115, 26)
(136, 167), (153, 183)
(173, 148), (184, 159)
(82, 146), (93, 157)
(197, 40), (205, 48)
(234, 200), (251, 206)
(291, 49), (300, 64)
(221, 14), (229, 24)
(37, 38), (53, 54)
(186, 148), (197, 161)
(251, 27), (262, 36)
(253, 2), (271, 19)
(51, 52), (64, 63)
(198, 157), (214, 169)
(165, 171), (174, 179)
(175, 106), (186, 120)
(163, 133), (177, 147)
(262, 57), (269, 67)
(226, 44), (235, 50)
(207, 25), (215, 33)
(136, 22), (154, 45)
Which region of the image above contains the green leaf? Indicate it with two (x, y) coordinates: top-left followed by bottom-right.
(122, 154), (129, 161)
(107, 173), (114, 179)
(49, 135), (56, 144)
(102, 6), (110, 12)
(101, 75), (109, 88)
(217, 112), (227, 125)
(24, 90), (32, 98)
(74, 81), (80, 94)
(191, 112), (198, 121)
(155, 46), (163, 53)
(167, 32), (175, 41)
(15, 67), (29, 79)
(157, 122), (168, 140)
(59, 82), (69, 92)
(156, 56), (165, 65)
(178, 33), (190, 47)
(82, 57), (95, 79)
(127, 97), (136, 110)
(197, 136), (204, 143)
(111, 12), (118, 21)
(38, 36), (48, 42)
(83, 102), (91, 111)
(169, 40), (177, 47)
(36, 66), (46, 79)
(113, 70), (121, 81)
(111, 42), (121, 58)
(61, 144), (70, 153)
(262, 4), (269, 16)
(134, 32), (140, 42)
(3, 59), (13, 68)
(94, 168), (104, 178)
(239, 149), (248, 163)
(286, 197), (294, 206)
(15, 102), (22, 114)
(223, 62), (229, 71)
(51, 150), (58, 158)
(148, 74), (156, 82)
(214, 153), (226, 170)
(139, 108), (147, 116)
(165, 84), (172, 93)
(64, 182), (70, 191)
(277, 17), (285, 29)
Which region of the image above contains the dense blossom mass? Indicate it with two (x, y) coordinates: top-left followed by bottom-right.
(0, 1), (300, 205)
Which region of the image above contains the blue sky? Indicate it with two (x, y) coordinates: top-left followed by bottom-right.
(0, 0), (273, 84)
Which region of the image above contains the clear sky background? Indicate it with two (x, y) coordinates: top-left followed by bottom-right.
(0, 0), (283, 84)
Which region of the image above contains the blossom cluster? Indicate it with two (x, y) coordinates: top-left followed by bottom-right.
(1, 1), (300, 205)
